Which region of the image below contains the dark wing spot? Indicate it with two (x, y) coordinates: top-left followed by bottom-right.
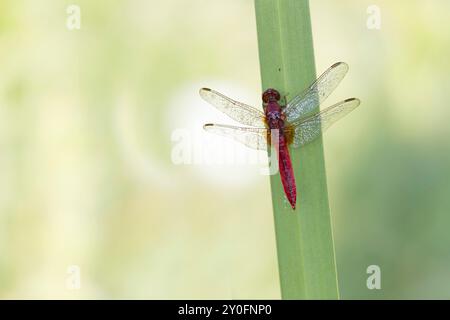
(331, 62), (344, 68)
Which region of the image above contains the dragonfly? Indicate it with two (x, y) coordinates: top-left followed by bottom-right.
(200, 62), (360, 210)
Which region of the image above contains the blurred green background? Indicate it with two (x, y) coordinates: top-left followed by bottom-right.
(0, 0), (449, 299)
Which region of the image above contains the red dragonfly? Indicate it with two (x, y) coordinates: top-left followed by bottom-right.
(200, 62), (360, 210)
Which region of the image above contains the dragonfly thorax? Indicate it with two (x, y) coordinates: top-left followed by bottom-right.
(265, 100), (286, 129)
(266, 109), (283, 121)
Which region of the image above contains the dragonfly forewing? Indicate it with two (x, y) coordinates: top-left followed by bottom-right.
(200, 88), (266, 127)
(284, 62), (349, 123)
(290, 98), (360, 148)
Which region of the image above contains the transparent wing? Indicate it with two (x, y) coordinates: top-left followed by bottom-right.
(203, 123), (268, 150)
(200, 88), (266, 127)
(290, 98), (360, 148)
(284, 62), (349, 123)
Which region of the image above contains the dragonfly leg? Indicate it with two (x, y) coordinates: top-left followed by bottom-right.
(282, 93), (290, 107)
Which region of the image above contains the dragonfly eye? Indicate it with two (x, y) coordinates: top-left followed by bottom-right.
(262, 88), (281, 103)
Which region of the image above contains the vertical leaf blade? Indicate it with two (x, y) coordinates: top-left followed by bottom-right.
(255, 0), (339, 299)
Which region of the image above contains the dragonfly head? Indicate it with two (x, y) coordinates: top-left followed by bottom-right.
(262, 88), (281, 103)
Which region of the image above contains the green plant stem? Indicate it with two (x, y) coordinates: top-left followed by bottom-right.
(254, 0), (339, 299)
